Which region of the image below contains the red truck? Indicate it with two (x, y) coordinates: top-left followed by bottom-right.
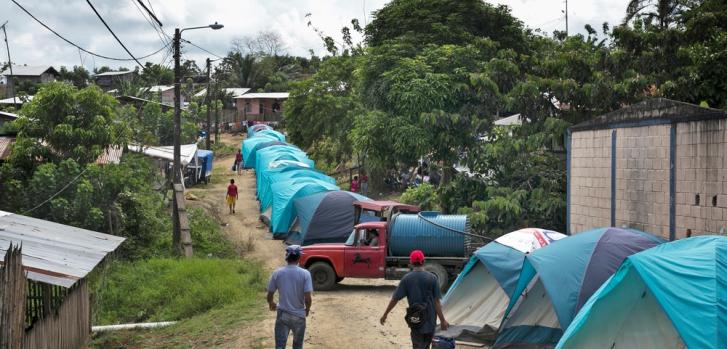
(299, 201), (482, 291)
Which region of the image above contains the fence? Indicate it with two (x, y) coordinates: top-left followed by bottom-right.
(0, 244), (92, 349)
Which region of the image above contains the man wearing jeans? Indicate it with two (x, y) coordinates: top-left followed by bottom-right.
(267, 245), (313, 349)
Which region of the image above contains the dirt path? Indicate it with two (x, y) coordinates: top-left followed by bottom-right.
(188, 134), (411, 349)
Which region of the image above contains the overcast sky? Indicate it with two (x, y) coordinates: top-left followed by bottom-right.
(0, 0), (629, 72)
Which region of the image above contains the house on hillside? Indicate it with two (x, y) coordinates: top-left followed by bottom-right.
(567, 98), (727, 240)
(140, 85), (183, 106)
(94, 70), (138, 91)
(0, 65), (58, 98)
(0, 212), (125, 348)
(234, 92), (289, 121)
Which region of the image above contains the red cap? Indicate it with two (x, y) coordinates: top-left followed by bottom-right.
(410, 250), (425, 265)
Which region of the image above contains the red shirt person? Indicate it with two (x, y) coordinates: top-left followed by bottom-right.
(226, 179), (238, 214)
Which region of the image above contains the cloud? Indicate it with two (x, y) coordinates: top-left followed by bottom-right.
(0, 0), (626, 72)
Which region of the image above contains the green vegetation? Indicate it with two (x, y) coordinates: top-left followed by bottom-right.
(401, 184), (440, 211)
(188, 208), (238, 258)
(286, 0), (727, 237)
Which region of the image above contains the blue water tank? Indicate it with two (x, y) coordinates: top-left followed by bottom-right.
(388, 212), (469, 257)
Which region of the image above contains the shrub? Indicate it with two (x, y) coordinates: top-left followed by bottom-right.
(400, 183), (439, 211)
(93, 258), (264, 325)
(188, 208), (237, 258)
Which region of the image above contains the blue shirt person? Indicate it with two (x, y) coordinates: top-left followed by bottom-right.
(267, 245), (313, 349)
(380, 250), (449, 349)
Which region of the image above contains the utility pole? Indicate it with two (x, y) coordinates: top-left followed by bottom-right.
(172, 27), (182, 250)
(565, 0), (569, 36)
(1, 21), (16, 104)
(205, 58), (211, 149)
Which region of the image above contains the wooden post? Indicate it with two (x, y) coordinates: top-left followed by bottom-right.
(0, 244), (26, 349)
(174, 184), (194, 257)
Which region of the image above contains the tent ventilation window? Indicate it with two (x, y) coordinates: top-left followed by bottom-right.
(695, 194), (700, 206)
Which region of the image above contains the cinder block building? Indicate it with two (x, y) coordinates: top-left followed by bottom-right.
(567, 98), (727, 240)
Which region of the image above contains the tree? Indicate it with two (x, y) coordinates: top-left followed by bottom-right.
(233, 30), (287, 56)
(623, 0), (693, 29)
(58, 66), (91, 88)
(11, 82), (127, 171)
(140, 62), (173, 85)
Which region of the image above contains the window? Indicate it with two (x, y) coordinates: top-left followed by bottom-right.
(259, 101), (264, 114)
(244, 102), (251, 113)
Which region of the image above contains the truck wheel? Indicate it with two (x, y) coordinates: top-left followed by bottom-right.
(423, 263), (448, 291)
(309, 262), (336, 291)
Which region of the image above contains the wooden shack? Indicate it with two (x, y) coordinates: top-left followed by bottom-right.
(0, 211), (125, 348)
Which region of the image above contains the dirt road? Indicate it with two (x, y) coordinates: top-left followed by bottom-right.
(189, 134), (410, 348)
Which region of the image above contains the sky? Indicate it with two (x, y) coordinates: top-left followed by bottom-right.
(0, 0), (630, 72)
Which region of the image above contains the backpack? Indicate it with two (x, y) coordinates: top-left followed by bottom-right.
(404, 303), (428, 329)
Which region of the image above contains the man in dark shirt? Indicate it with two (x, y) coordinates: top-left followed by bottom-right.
(380, 250), (449, 349)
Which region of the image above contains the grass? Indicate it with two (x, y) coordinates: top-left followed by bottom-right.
(211, 142), (239, 157)
(188, 208), (238, 258)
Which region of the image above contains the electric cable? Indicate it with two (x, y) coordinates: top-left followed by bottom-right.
(22, 167), (89, 215)
(135, 0), (162, 27)
(181, 38), (224, 60)
(86, 0), (144, 69)
(10, 0), (166, 62)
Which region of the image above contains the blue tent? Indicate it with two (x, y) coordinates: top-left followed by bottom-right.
(254, 129), (286, 142)
(247, 124), (271, 137)
(258, 169), (336, 212)
(438, 229), (566, 344)
(557, 236), (727, 349)
(494, 227), (665, 349)
(241, 135), (278, 165)
(256, 160), (313, 194)
(196, 149), (214, 182)
(267, 179), (339, 236)
(286, 191), (372, 245)
(254, 147), (313, 174)
(244, 140), (296, 169)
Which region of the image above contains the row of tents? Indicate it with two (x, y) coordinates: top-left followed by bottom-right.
(242, 124), (371, 245)
(439, 227), (726, 348)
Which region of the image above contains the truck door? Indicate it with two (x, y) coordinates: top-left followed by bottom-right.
(343, 228), (385, 278)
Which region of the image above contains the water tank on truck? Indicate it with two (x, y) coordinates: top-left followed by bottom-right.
(388, 212), (471, 258)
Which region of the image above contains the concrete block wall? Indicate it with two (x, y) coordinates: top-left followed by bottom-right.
(674, 119), (727, 238)
(569, 129), (612, 233)
(614, 125), (670, 238)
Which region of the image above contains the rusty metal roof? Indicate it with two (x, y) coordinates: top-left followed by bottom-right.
(0, 136), (14, 160)
(0, 211), (125, 288)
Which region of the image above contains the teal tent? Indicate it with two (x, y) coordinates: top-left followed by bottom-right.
(495, 227), (665, 348)
(254, 129), (286, 142)
(244, 141), (297, 169)
(258, 169), (336, 212)
(266, 178), (339, 236)
(556, 236), (727, 349)
(241, 135), (277, 165)
(248, 124), (271, 137)
(256, 160), (313, 192)
(254, 147), (312, 173)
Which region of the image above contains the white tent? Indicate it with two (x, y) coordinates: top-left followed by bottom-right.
(128, 144), (198, 165)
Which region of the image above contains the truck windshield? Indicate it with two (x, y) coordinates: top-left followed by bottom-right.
(344, 229), (356, 246)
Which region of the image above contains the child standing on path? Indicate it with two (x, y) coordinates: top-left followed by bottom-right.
(351, 175), (360, 193)
(226, 179), (238, 214)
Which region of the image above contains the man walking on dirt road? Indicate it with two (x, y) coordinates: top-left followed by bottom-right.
(267, 245), (313, 349)
(380, 250), (449, 349)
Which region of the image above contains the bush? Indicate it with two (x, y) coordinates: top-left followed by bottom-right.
(188, 208), (237, 258)
(93, 258), (264, 325)
(400, 183), (440, 211)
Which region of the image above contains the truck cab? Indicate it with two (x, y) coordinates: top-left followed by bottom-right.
(300, 222), (388, 290)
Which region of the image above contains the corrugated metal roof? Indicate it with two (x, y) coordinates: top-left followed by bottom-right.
(95, 146), (123, 165)
(0, 65), (58, 77)
(0, 211), (125, 288)
(0, 111), (18, 119)
(0, 136), (14, 160)
(0, 95), (33, 104)
(235, 92), (289, 99)
(128, 143), (197, 165)
(95, 70), (136, 77)
(195, 87), (251, 98)
(145, 85), (174, 92)
(494, 113), (523, 126)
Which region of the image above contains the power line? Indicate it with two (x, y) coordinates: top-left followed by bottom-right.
(10, 0), (166, 62)
(182, 38), (224, 60)
(22, 167), (89, 215)
(135, 0), (162, 27)
(131, 0), (169, 49)
(86, 0), (144, 69)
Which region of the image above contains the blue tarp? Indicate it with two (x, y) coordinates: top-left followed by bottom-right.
(495, 227), (665, 349)
(242, 135), (278, 165)
(254, 147), (313, 174)
(244, 140), (296, 169)
(269, 179), (339, 236)
(196, 149), (214, 178)
(258, 169), (336, 212)
(256, 161), (313, 197)
(557, 236), (727, 349)
(286, 191), (371, 245)
(254, 129), (286, 142)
